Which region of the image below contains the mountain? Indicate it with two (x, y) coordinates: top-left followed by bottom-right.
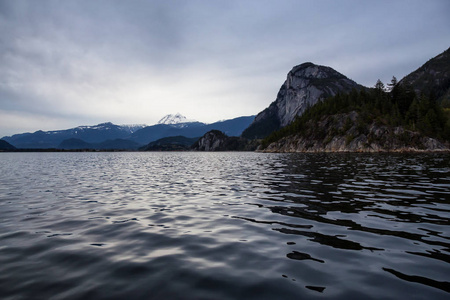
(157, 113), (197, 125)
(241, 62), (362, 139)
(140, 136), (199, 151)
(129, 115), (255, 145)
(259, 49), (450, 152)
(399, 47), (450, 106)
(2, 122), (146, 149)
(0, 139), (16, 151)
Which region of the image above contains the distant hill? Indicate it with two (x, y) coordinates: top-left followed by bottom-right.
(0, 139), (16, 151)
(242, 62), (362, 139)
(192, 130), (259, 151)
(140, 136), (199, 151)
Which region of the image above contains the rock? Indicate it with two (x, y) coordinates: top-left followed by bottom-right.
(242, 62), (362, 139)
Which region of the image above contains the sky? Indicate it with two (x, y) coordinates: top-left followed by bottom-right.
(1, 0), (449, 137)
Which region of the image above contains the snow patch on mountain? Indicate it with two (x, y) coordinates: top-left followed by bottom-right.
(119, 124), (147, 133)
(158, 113), (197, 125)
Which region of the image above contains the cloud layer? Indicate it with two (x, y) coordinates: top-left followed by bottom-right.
(1, 0), (449, 136)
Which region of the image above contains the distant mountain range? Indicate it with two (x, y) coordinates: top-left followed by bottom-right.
(1, 115), (255, 149)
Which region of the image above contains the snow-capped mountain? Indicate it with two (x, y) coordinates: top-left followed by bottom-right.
(157, 113), (197, 125)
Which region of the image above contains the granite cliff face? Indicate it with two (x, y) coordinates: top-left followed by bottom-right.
(242, 62), (361, 139)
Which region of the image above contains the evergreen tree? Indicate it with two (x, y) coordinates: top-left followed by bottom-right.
(374, 79), (385, 91)
(387, 76), (398, 92)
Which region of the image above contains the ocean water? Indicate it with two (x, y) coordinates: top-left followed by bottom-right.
(0, 152), (449, 300)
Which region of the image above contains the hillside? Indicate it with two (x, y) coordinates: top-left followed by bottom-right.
(400, 47), (450, 106)
(261, 84), (450, 152)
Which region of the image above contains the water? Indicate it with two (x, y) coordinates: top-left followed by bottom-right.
(0, 152), (449, 300)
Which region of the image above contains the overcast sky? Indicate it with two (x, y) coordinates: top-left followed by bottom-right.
(1, 0), (449, 137)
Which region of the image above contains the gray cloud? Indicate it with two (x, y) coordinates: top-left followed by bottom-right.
(1, 0), (449, 137)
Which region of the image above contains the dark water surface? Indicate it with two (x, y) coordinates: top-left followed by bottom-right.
(0, 152), (449, 299)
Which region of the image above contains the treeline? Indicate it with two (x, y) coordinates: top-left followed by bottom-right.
(261, 78), (450, 148)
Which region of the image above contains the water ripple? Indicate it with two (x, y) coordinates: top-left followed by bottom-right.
(0, 152), (449, 299)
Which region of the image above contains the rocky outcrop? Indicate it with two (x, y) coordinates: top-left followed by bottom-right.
(242, 62), (362, 139)
(192, 130), (258, 151)
(263, 111), (449, 153)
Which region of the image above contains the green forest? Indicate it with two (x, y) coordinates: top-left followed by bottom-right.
(261, 78), (450, 149)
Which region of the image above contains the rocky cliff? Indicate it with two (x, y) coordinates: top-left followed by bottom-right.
(262, 111), (449, 153)
(242, 62), (361, 139)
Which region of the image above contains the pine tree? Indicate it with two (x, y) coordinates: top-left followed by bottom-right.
(387, 76), (398, 92)
(374, 79), (385, 91)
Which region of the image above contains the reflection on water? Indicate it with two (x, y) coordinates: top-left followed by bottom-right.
(0, 152), (449, 299)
